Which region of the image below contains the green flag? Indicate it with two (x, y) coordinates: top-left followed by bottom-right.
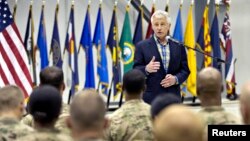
(120, 6), (134, 73)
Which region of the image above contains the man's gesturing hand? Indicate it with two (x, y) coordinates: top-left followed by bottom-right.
(145, 56), (160, 73)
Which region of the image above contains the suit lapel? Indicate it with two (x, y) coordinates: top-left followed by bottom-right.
(167, 41), (176, 73)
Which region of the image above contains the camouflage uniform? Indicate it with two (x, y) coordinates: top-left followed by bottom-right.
(105, 99), (154, 141)
(76, 138), (105, 141)
(18, 128), (73, 141)
(198, 106), (242, 125)
(21, 103), (70, 133)
(0, 117), (34, 140)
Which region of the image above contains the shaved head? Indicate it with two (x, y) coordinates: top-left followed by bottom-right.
(197, 67), (223, 99)
(70, 89), (106, 131)
(240, 81), (250, 124)
(153, 105), (205, 141)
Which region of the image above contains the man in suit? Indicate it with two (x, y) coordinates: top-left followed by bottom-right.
(133, 10), (190, 104)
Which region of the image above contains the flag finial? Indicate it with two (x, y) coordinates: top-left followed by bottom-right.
(141, 0), (144, 5)
(88, 0), (91, 5)
(115, 0), (118, 6)
(191, 0), (194, 5)
(166, 0), (169, 5)
(207, 0), (210, 5)
(42, 0), (45, 5)
(153, 0), (156, 4)
(127, 0), (131, 5)
(72, 0), (75, 5)
(57, 0), (59, 4)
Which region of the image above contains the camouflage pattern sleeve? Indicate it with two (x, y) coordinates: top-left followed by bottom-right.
(20, 114), (33, 127)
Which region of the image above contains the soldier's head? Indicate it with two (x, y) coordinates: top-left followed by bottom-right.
(240, 81), (250, 124)
(153, 105), (205, 141)
(68, 89), (107, 139)
(28, 85), (62, 127)
(122, 69), (146, 99)
(151, 94), (181, 120)
(0, 85), (25, 119)
(39, 66), (65, 95)
(197, 67), (223, 106)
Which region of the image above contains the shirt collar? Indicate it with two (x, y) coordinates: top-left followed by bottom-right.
(154, 34), (168, 46)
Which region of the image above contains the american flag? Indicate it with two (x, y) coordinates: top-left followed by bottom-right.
(0, 0), (33, 98)
(220, 12), (236, 96)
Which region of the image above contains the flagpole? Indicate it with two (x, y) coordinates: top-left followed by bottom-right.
(30, 0), (37, 87)
(107, 76), (114, 109)
(13, 0), (18, 21)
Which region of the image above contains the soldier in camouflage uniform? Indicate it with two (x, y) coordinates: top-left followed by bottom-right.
(0, 85), (34, 141)
(105, 69), (154, 141)
(19, 85), (73, 141)
(197, 67), (241, 125)
(21, 66), (70, 133)
(68, 89), (107, 141)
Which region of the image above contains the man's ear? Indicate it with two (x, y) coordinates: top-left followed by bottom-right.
(103, 117), (110, 129)
(66, 116), (72, 129)
(221, 85), (224, 93)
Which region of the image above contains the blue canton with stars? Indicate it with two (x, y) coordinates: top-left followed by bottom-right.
(0, 0), (13, 31)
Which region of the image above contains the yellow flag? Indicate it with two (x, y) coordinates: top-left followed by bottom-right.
(184, 5), (197, 96)
(203, 6), (212, 67)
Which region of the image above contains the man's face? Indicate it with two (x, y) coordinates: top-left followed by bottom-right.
(152, 16), (170, 40)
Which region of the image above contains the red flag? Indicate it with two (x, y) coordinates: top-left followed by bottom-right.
(0, 0), (33, 99)
(145, 4), (155, 39)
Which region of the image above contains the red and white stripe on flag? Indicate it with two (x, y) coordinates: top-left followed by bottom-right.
(0, 24), (33, 99)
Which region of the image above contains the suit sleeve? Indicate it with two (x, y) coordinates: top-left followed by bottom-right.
(133, 43), (147, 75)
(175, 44), (190, 84)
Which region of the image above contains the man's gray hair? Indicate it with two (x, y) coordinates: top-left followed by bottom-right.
(151, 10), (171, 24)
(0, 85), (24, 112)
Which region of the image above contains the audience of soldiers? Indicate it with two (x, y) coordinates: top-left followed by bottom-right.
(0, 66), (248, 141)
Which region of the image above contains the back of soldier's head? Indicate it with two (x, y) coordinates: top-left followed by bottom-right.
(0, 85), (24, 113)
(197, 67), (223, 98)
(39, 66), (64, 90)
(123, 69), (145, 95)
(70, 89), (106, 131)
(151, 94), (181, 119)
(28, 85), (62, 125)
(153, 105), (205, 141)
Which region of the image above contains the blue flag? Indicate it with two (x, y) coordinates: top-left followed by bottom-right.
(51, 4), (62, 68)
(133, 6), (143, 45)
(65, 6), (79, 96)
(93, 5), (109, 95)
(37, 5), (48, 69)
(210, 12), (221, 71)
(80, 5), (95, 89)
(196, 22), (204, 70)
(107, 5), (121, 98)
(173, 8), (183, 42)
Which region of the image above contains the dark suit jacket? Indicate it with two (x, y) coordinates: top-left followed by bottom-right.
(133, 36), (190, 104)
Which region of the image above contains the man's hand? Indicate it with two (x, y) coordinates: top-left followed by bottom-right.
(145, 56), (160, 73)
(160, 74), (176, 88)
